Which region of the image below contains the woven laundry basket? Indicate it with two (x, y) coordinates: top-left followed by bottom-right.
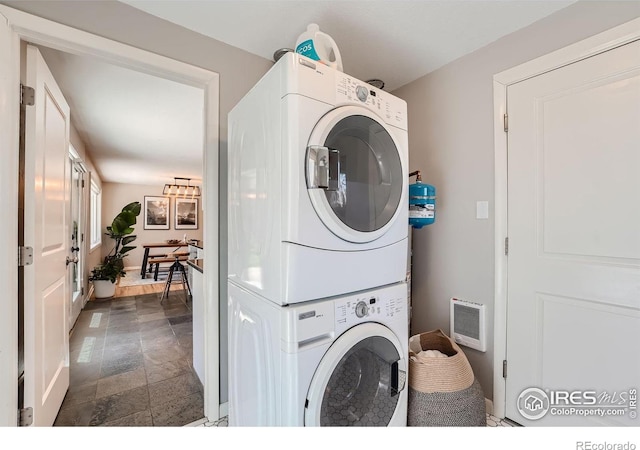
(407, 329), (486, 426)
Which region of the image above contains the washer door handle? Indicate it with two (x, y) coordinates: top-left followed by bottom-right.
(391, 360), (406, 396)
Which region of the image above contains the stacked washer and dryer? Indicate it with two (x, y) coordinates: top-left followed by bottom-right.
(227, 52), (410, 426)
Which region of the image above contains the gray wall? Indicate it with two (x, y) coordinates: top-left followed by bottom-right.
(393, 1), (640, 401)
(3, 0), (273, 405)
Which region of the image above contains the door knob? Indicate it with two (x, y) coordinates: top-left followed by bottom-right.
(66, 256), (78, 266)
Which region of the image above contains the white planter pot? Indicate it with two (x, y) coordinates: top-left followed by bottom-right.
(93, 279), (116, 299)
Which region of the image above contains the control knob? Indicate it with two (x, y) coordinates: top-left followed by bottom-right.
(356, 85), (368, 102)
(355, 300), (368, 318)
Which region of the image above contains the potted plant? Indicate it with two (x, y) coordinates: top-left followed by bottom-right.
(89, 201), (142, 299)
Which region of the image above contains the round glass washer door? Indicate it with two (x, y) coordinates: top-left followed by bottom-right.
(306, 107), (405, 243)
(304, 322), (407, 426)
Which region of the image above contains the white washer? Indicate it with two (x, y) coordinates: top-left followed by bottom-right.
(228, 280), (408, 426)
(228, 52), (409, 304)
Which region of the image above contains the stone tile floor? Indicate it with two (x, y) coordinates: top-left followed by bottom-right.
(54, 291), (204, 427)
(486, 413), (516, 427)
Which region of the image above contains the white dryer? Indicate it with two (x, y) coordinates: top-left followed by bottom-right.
(228, 52), (409, 305)
(228, 281), (408, 426)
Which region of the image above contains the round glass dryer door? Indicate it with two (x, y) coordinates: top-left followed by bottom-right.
(306, 107), (404, 243)
(304, 323), (407, 426)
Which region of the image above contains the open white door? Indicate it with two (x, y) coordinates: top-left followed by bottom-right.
(23, 44), (71, 426)
(505, 40), (640, 426)
(68, 148), (87, 329)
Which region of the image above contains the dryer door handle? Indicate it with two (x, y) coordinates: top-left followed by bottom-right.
(306, 146), (340, 191)
(326, 148), (340, 192)
(307, 145), (329, 189)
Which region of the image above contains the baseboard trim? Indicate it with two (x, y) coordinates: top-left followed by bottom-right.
(220, 402), (228, 417)
(184, 417), (208, 427)
(485, 398), (494, 415)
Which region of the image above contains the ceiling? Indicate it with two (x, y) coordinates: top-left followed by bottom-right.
(38, 1), (577, 187)
(121, 0), (576, 91)
(38, 46), (204, 187)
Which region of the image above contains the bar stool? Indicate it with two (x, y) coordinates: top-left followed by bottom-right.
(160, 253), (192, 307)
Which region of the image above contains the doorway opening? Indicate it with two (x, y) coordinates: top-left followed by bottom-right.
(0, 5), (220, 426)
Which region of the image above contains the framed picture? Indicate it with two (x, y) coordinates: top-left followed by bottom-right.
(175, 198), (198, 230)
(143, 196), (170, 230)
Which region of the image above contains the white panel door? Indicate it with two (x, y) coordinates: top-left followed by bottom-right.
(23, 44), (71, 426)
(506, 40), (640, 426)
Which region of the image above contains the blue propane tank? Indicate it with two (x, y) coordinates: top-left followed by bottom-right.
(409, 171), (436, 228)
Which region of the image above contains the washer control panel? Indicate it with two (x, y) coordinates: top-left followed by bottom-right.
(335, 285), (406, 329)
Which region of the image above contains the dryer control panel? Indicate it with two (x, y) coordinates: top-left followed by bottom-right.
(335, 283), (407, 330)
(335, 74), (406, 129)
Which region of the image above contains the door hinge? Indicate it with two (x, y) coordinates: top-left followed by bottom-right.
(81, 233), (84, 243)
(18, 246), (34, 266)
(504, 237), (509, 256)
(503, 360), (508, 378)
(20, 84), (35, 106)
(18, 407), (33, 426)
(503, 113), (508, 132)
(81, 179), (85, 188)
(81, 287), (85, 296)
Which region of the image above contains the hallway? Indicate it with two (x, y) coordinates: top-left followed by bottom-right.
(54, 286), (204, 426)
